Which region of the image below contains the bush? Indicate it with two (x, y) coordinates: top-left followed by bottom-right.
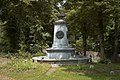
(99, 59), (111, 64)
(16, 50), (32, 59)
(73, 40), (83, 52)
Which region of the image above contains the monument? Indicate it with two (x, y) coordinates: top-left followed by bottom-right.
(32, 0), (89, 64)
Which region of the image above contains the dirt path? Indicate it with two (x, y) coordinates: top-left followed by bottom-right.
(0, 58), (15, 80)
(45, 67), (56, 76)
(0, 57), (10, 66)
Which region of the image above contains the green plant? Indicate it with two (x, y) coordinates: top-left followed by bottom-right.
(99, 59), (111, 64)
(7, 59), (38, 71)
(4, 51), (13, 59)
(33, 52), (46, 57)
(73, 39), (83, 52)
(16, 50), (32, 59)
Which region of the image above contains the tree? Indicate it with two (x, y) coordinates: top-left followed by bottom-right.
(65, 0), (94, 56)
(108, 0), (120, 62)
(65, 0), (112, 59)
(0, 0), (53, 53)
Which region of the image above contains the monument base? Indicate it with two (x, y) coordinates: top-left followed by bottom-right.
(46, 48), (75, 59)
(32, 48), (89, 64)
(32, 56), (89, 65)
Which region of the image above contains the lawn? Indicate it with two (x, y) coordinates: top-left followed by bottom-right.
(0, 57), (120, 80)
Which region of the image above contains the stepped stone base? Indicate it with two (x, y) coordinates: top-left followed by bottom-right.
(32, 56), (89, 64)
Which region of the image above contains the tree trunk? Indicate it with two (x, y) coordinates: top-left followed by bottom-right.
(99, 32), (105, 59)
(113, 14), (119, 63)
(83, 22), (87, 56)
(98, 8), (105, 59)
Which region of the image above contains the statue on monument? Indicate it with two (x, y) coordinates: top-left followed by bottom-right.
(56, 0), (67, 18)
(56, 0), (67, 11)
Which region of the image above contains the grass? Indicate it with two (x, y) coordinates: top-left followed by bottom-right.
(0, 58), (120, 80)
(63, 63), (120, 80)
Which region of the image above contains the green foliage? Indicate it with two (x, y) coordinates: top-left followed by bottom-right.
(33, 52), (46, 57)
(16, 50), (32, 59)
(99, 59), (111, 64)
(0, 51), (32, 59)
(73, 39), (83, 52)
(0, 0), (120, 62)
(66, 0), (120, 61)
(0, 0), (53, 53)
(6, 59), (38, 71)
(73, 38), (99, 52)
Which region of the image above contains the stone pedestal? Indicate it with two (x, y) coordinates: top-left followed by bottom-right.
(52, 19), (68, 48)
(46, 19), (75, 59)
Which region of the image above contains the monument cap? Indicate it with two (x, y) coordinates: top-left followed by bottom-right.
(54, 19), (66, 25)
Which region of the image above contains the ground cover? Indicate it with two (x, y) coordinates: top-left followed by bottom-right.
(0, 57), (120, 80)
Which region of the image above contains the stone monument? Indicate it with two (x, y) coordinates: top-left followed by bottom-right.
(32, 0), (89, 64)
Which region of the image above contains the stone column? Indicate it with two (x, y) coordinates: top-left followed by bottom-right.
(52, 19), (69, 48)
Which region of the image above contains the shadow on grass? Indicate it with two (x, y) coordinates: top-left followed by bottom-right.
(62, 63), (120, 80)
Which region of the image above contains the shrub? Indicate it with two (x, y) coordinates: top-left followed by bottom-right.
(99, 59), (111, 64)
(16, 50), (32, 59)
